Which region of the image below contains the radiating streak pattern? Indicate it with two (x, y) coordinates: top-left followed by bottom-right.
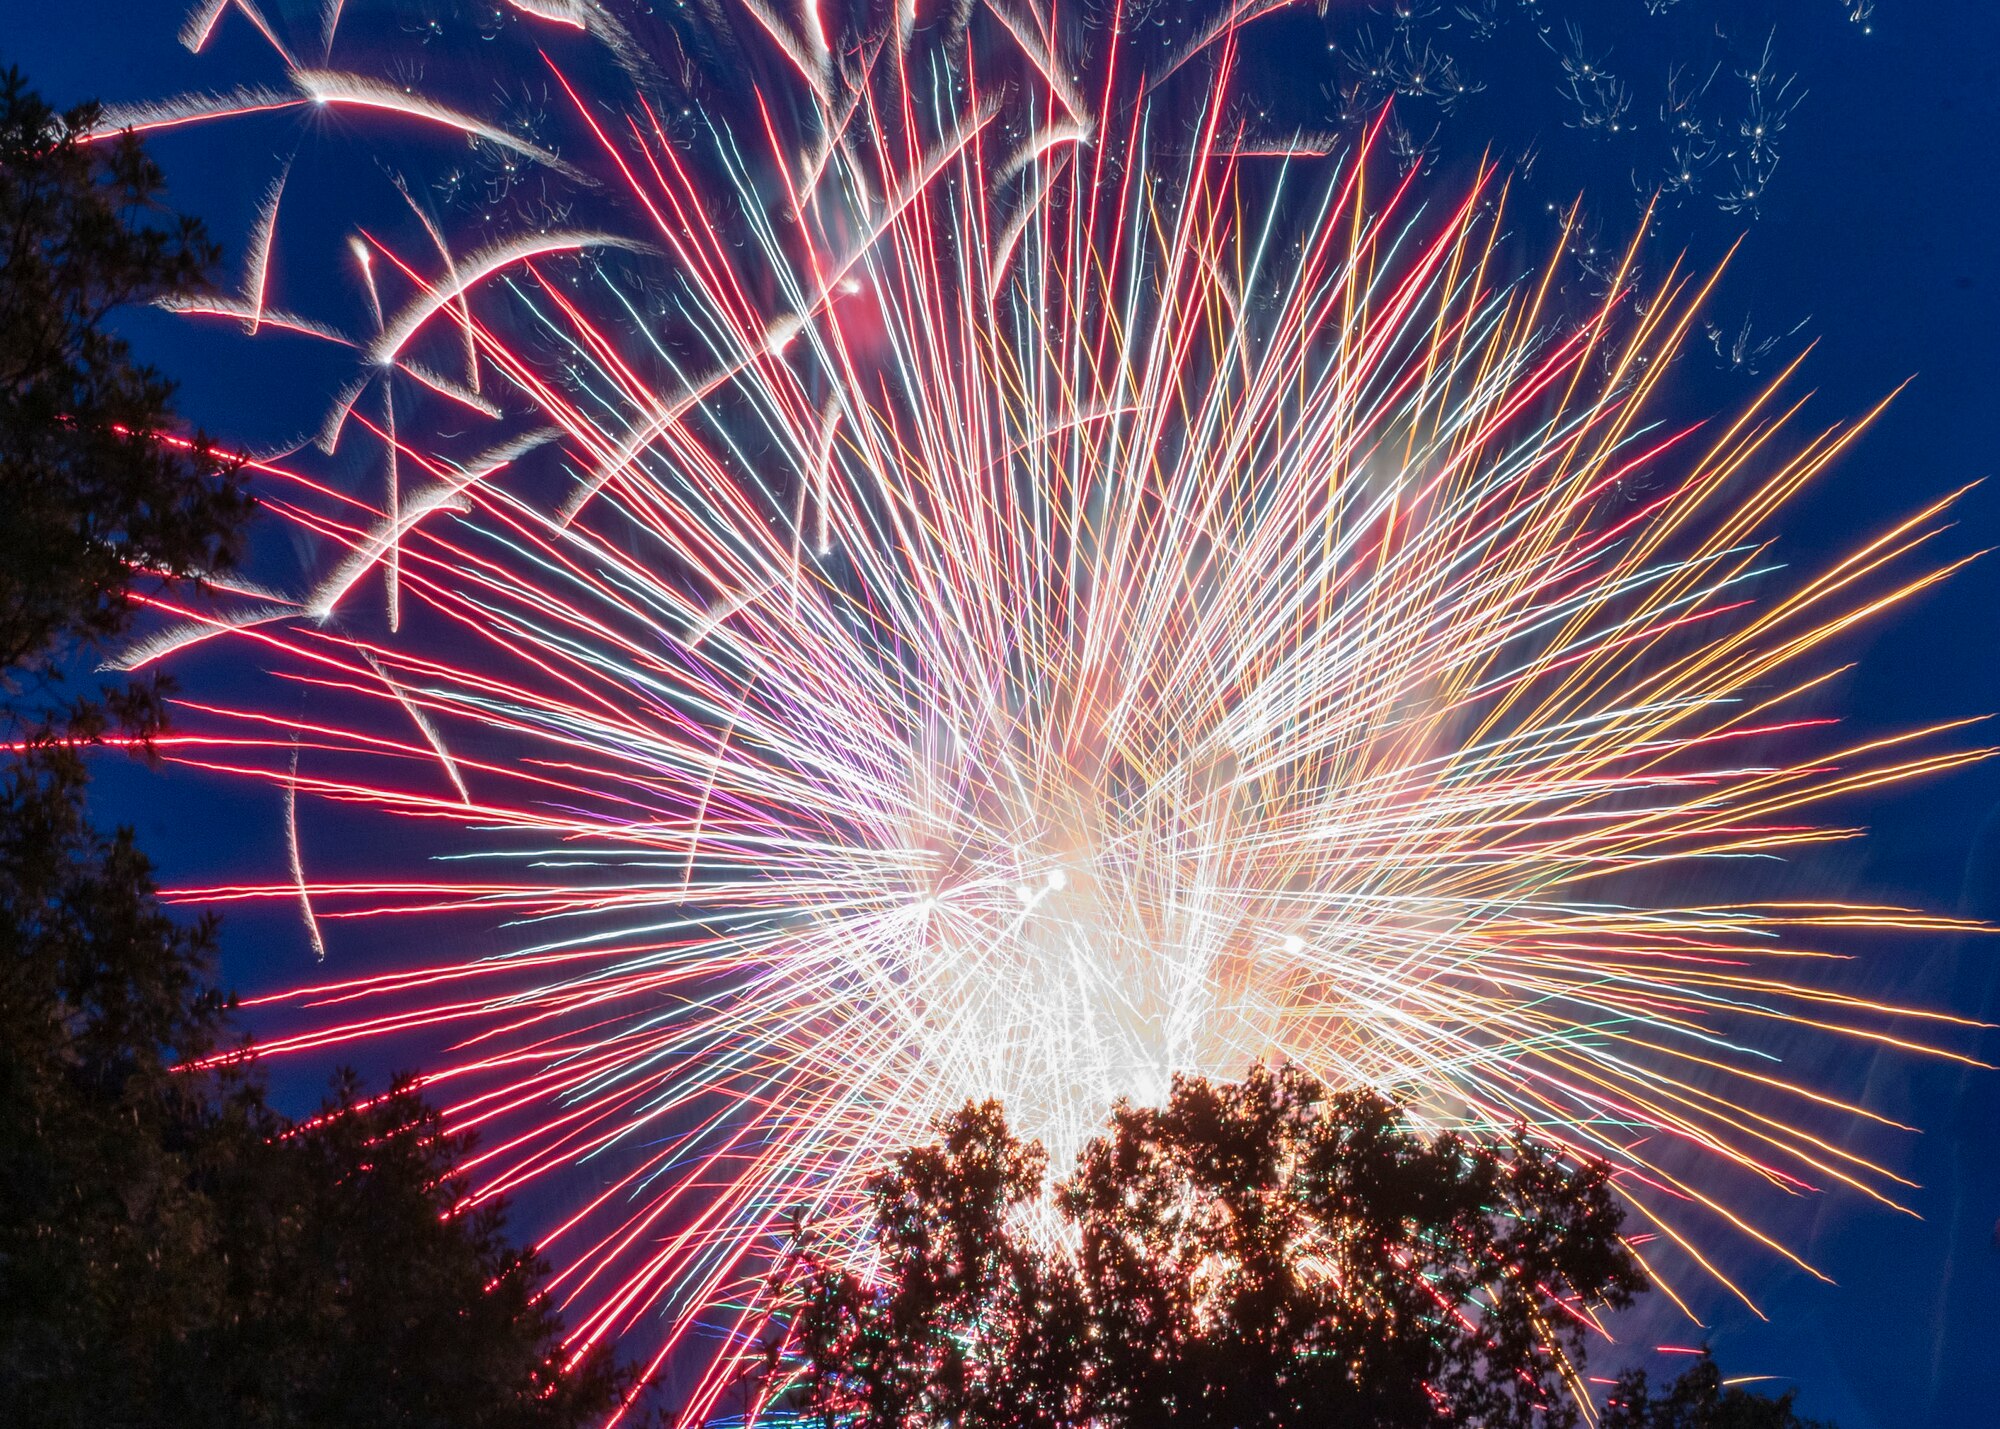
(132, 0), (1989, 1420)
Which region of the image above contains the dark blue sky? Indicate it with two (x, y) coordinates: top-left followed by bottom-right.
(9, 2), (2000, 1423)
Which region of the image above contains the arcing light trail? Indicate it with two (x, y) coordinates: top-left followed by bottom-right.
(117, 0), (1986, 1417)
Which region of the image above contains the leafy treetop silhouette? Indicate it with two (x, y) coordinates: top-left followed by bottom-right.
(1, 66), (247, 741)
(1601, 1351), (1832, 1429)
(0, 68), (637, 1428)
(792, 1064), (1647, 1429)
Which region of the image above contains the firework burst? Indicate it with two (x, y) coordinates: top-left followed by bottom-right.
(116, 0), (1986, 1417)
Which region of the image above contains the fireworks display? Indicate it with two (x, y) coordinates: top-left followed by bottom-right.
(106, 0), (1984, 1418)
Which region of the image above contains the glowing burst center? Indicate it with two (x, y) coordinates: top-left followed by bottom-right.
(885, 700), (1314, 1167)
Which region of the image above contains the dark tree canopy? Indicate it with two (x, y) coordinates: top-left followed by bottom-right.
(0, 69), (635, 1428)
(794, 1065), (1649, 1429)
(0, 66), (247, 738)
(1601, 1352), (1831, 1429)
(0, 677), (635, 1429)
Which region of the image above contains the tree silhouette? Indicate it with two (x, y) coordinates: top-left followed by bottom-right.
(1, 69), (636, 1428)
(1602, 1351), (1832, 1429)
(794, 1065), (1647, 1429)
(0, 67), (247, 741)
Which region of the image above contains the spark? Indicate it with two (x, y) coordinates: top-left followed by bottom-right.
(286, 742), (328, 965)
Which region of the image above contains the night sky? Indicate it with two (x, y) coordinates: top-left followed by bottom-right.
(8, 2), (2000, 1423)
